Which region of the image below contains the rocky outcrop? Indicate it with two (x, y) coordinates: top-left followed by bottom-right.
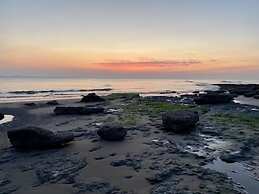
(97, 123), (127, 141)
(24, 102), (36, 106)
(0, 113), (4, 120)
(46, 100), (59, 105)
(216, 84), (259, 98)
(54, 106), (104, 115)
(194, 92), (233, 105)
(80, 93), (105, 103)
(7, 127), (74, 149)
(162, 110), (199, 133)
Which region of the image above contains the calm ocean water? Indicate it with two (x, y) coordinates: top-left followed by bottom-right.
(0, 78), (258, 103)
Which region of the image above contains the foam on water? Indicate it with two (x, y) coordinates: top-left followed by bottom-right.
(0, 78), (221, 103)
(0, 115), (14, 125)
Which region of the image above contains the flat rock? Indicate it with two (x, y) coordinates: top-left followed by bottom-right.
(73, 179), (124, 194)
(146, 167), (181, 184)
(35, 153), (87, 185)
(216, 84), (259, 97)
(54, 106), (104, 115)
(7, 127), (74, 149)
(97, 123), (127, 141)
(194, 92), (233, 105)
(162, 110), (199, 133)
(80, 93), (105, 103)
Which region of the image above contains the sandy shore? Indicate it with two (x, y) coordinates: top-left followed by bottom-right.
(1, 93), (259, 194)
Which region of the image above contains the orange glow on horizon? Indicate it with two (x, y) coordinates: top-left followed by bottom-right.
(1, 44), (259, 74)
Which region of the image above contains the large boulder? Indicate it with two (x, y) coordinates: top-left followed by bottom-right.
(54, 106), (104, 115)
(97, 123), (127, 141)
(162, 110), (199, 133)
(81, 93), (105, 103)
(0, 113), (4, 120)
(194, 92), (233, 105)
(7, 127), (74, 149)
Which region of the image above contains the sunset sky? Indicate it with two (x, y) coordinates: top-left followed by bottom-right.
(1, 0), (259, 79)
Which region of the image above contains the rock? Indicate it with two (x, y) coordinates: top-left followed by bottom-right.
(110, 158), (142, 171)
(194, 92), (233, 105)
(215, 84), (259, 96)
(24, 102), (36, 106)
(146, 167), (181, 184)
(80, 93), (105, 103)
(54, 106), (104, 115)
(73, 179), (124, 194)
(162, 110), (199, 133)
(7, 127), (74, 149)
(219, 152), (247, 163)
(46, 100), (59, 105)
(0, 113), (4, 120)
(35, 153), (87, 185)
(97, 123), (127, 141)
(244, 92), (256, 97)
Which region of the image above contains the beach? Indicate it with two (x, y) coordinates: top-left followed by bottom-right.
(1, 84), (259, 194)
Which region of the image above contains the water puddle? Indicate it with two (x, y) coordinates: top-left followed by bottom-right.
(184, 134), (231, 157)
(106, 108), (121, 113)
(0, 115), (14, 125)
(234, 96), (259, 107)
(205, 158), (259, 194)
(95, 122), (103, 126)
(152, 139), (171, 145)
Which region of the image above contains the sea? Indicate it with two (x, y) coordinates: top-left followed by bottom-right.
(0, 78), (259, 103)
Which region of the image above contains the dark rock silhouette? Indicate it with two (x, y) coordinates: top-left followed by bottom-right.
(46, 100), (59, 105)
(24, 102), (36, 106)
(7, 127), (74, 149)
(162, 110), (199, 133)
(97, 123), (127, 141)
(54, 106), (104, 115)
(81, 93), (105, 103)
(194, 92), (233, 104)
(0, 113), (4, 120)
(216, 84), (259, 98)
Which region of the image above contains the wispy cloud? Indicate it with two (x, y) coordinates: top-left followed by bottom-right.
(96, 59), (202, 67)
(90, 58), (202, 72)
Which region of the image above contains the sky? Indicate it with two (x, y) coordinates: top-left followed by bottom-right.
(0, 0), (259, 79)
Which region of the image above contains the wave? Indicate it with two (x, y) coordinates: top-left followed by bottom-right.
(8, 88), (112, 94)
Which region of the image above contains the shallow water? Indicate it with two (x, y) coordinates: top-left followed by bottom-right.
(0, 78), (226, 103)
(184, 134), (231, 157)
(205, 158), (259, 194)
(234, 96), (259, 107)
